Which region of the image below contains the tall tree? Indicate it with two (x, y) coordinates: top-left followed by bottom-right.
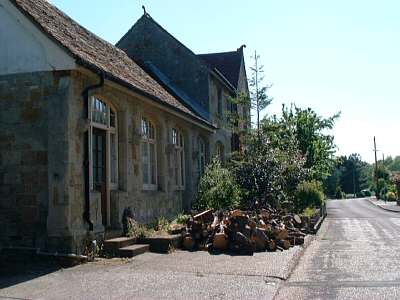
(339, 154), (369, 195)
(249, 51), (273, 135)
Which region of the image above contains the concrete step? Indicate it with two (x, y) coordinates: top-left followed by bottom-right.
(118, 244), (150, 258)
(103, 237), (136, 253)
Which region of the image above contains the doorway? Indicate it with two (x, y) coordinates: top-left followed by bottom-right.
(92, 128), (107, 227)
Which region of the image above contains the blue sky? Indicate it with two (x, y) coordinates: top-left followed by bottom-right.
(51, 0), (400, 163)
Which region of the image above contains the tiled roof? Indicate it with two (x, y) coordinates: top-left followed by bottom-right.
(198, 50), (243, 89)
(11, 0), (211, 127)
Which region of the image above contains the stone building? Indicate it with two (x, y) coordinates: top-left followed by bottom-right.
(0, 0), (249, 254)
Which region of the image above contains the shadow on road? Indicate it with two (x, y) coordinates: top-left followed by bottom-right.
(0, 250), (62, 289)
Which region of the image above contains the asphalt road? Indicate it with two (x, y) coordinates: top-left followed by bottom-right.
(275, 198), (400, 300)
(1, 235), (305, 299)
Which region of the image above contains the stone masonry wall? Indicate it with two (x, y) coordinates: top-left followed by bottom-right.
(68, 72), (211, 246)
(0, 71), (71, 250)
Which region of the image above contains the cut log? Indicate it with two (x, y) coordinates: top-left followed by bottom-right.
(277, 239), (291, 250)
(211, 215), (219, 229)
(293, 214), (302, 225)
(251, 228), (268, 251)
(213, 232), (228, 250)
(274, 228), (288, 240)
(230, 209), (245, 217)
(193, 209), (214, 223)
(266, 240), (276, 252)
(183, 236), (195, 251)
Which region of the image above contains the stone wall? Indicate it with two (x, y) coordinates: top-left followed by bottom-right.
(0, 71), (71, 250)
(0, 69), (213, 254)
(66, 71), (211, 251)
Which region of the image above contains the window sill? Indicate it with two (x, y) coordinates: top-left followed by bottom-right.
(174, 186), (185, 191)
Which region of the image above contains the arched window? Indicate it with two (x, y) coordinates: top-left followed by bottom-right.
(141, 117), (157, 189)
(172, 128), (185, 188)
(90, 97), (118, 189)
(198, 137), (206, 176)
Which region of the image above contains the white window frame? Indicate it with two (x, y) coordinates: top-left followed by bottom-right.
(172, 128), (185, 190)
(141, 117), (157, 191)
(88, 96), (118, 191)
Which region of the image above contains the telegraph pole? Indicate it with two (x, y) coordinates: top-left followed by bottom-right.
(373, 136), (379, 199)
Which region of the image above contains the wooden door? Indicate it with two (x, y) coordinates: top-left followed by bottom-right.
(92, 128), (107, 227)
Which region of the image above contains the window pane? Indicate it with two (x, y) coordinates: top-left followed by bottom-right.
(141, 118), (148, 138)
(149, 123), (155, 140)
(179, 134), (184, 147)
(180, 150), (184, 186)
(150, 143), (156, 185)
(141, 142), (149, 184)
(92, 140), (97, 183)
(110, 133), (117, 184)
(110, 109), (116, 128)
(92, 98), (107, 125)
(172, 128), (177, 145)
(174, 150), (178, 185)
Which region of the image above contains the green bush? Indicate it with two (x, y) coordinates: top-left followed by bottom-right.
(386, 191), (397, 202)
(173, 213), (190, 225)
(294, 180), (325, 212)
(195, 159), (241, 210)
(127, 219), (153, 239)
(335, 186), (345, 199)
(361, 189), (372, 197)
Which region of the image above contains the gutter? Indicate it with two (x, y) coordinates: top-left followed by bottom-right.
(81, 71), (104, 231)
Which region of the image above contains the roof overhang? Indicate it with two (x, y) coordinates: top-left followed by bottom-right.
(77, 64), (216, 133)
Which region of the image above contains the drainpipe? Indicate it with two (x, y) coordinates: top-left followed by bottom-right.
(81, 72), (104, 231)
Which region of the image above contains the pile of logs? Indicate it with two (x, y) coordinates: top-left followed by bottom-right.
(181, 208), (313, 255)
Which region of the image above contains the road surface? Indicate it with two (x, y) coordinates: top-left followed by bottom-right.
(276, 198), (400, 300)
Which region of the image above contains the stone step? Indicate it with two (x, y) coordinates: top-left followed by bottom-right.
(139, 234), (182, 253)
(118, 244), (150, 258)
(103, 237), (136, 253)
(104, 229), (123, 240)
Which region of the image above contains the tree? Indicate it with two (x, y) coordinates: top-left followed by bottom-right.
(232, 131), (283, 208)
(324, 154), (373, 198)
(249, 51), (273, 135)
(274, 104), (340, 181)
(383, 156), (400, 172)
(339, 154), (369, 195)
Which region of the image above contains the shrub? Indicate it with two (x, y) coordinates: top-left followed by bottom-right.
(335, 186), (345, 199)
(376, 178), (388, 200)
(294, 180), (325, 212)
(302, 207), (317, 218)
(127, 219), (153, 239)
(361, 189), (372, 197)
(155, 217), (170, 232)
(386, 191), (397, 202)
(195, 159), (241, 210)
(173, 213), (190, 225)
(394, 174), (400, 201)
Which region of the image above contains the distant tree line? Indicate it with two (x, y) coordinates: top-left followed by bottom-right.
(324, 154), (400, 200)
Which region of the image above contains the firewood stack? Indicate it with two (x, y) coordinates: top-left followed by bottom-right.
(181, 208), (311, 255)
